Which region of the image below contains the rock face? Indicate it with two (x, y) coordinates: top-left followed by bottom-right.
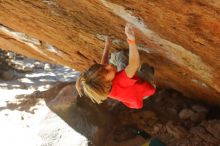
(0, 0), (220, 104)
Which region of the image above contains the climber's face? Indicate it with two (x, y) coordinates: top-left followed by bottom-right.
(104, 64), (117, 82)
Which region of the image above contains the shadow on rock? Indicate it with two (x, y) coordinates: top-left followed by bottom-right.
(46, 83), (115, 146)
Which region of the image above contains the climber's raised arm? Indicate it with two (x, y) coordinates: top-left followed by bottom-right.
(125, 23), (140, 78)
(100, 37), (112, 64)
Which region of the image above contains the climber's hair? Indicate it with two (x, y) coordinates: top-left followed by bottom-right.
(76, 64), (112, 104)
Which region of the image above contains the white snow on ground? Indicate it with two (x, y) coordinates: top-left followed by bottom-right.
(0, 60), (88, 146)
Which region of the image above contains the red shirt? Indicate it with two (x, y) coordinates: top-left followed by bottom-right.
(108, 70), (156, 109)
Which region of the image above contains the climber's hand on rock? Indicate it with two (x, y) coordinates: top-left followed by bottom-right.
(125, 23), (135, 41)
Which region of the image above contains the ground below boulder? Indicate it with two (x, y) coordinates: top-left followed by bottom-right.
(0, 50), (220, 146)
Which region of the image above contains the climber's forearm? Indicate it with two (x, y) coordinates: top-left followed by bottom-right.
(100, 47), (109, 64)
(125, 42), (140, 77)
(101, 37), (112, 64)
(128, 43), (140, 69)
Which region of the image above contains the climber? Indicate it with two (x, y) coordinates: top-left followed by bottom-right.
(76, 23), (156, 109)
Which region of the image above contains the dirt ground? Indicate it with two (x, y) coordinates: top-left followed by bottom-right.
(0, 51), (88, 146)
